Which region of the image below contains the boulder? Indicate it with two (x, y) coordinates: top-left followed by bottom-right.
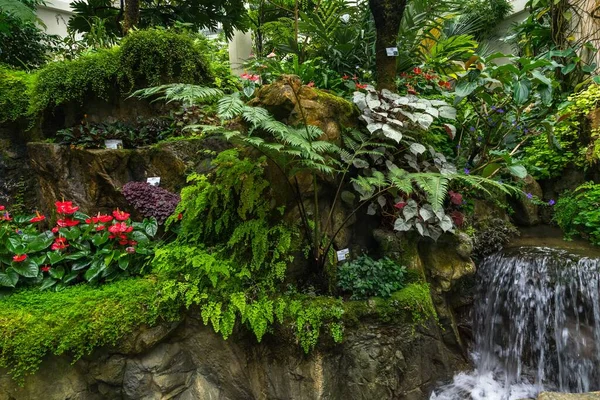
(27, 138), (229, 215)
(0, 316), (467, 400)
(512, 174), (543, 226)
(538, 393), (600, 400)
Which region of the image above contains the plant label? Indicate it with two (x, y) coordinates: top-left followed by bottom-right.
(105, 139), (123, 149)
(147, 177), (161, 187)
(386, 47), (399, 57)
(336, 248), (350, 262)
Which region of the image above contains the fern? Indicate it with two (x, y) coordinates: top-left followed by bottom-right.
(217, 94), (245, 120)
(131, 84), (223, 106)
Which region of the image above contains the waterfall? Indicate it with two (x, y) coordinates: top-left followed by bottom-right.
(431, 247), (600, 400)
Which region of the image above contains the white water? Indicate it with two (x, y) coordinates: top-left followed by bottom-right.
(431, 247), (600, 400)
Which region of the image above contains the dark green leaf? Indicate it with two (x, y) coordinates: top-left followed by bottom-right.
(12, 259), (39, 278)
(48, 265), (65, 280)
(513, 78), (532, 105)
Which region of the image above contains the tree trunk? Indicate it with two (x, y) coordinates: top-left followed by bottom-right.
(368, 0), (407, 91)
(123, 0), (140, 34)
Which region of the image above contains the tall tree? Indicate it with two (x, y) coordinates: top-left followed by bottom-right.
(368, 0), (408, 91)
(123, 0), (139, 33)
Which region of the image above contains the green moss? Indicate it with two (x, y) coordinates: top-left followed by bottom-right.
(314, 89), (357, 120)
(0, 67), (35, 123)
(24, 29), (215, 118)
(0, 277), (179, 382)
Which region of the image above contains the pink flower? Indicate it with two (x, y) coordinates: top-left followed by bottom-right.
(394, 202), (407, 209)
(266, 51), (276, 58)
(248, 74), (260, 82)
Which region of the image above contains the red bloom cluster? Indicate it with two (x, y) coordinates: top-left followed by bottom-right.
(51, 237), (69, 251)
(109, 222), (134, 245)
(112, 209), (130, 221)
(12, 254), (26, 262)
(241, 72), (260, 82)
(57, 218), (80, 227)
(55, 201), (79, 215)
(41, 265), (51, 272)
(85, 214), (113, 224)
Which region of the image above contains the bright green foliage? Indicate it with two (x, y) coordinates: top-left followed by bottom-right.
(554, 182), (600, 245)
(26, 29), (214, 117)
(0, 67), (33, 123)
(337, 255), (406, 300)
(524, 84), (600, 178)
(0, 277), (178, 381)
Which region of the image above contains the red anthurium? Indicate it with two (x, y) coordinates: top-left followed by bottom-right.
(57, 218), (80, 227)
(342, 74), (349, 80)
(112, 209), (130, 221)
(413, 67), (422, 75)
(0, 206), (5, 211)
(97, 214), (113, 223)
(109, 222), (134, 234)
(394, 201), (407, 209)
(12, 254), (27, 262)
(40, 265), (51, 272)
(248, 74), (260, 82)
(51, 237), (69, 251)
(52, 227), (59, 233)
(356, 83), (368, 89)
(96, 225), (106, 231)
(30, 211), (46, 223)
(55, 201), (79, 215)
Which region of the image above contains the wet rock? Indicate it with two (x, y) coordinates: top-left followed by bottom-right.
(537, 392), (600, 400)
(512, 174), (542, 226)
(27, 138), (228, 215)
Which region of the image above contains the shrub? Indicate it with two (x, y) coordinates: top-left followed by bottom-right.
(472, 217), (519, 260)
(554, 182), (600, 245)
(122, 182), (180, 224)
(0, 67), (35, 123)
(0, 200), (158, 291)
(337, 255), (406, 299)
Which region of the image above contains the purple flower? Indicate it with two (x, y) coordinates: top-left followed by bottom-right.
(477, 136), (483, 142)
(526, 193), (533, 199)
(497, 108), (505, 114)
(456, 144), (461, 149)
(463, 168), (470, 175)
(491, 106), (497, 111)
(548, 199), (555, 206)
(469, 126), (476, 132)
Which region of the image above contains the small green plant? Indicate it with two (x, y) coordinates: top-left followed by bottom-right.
(337, 255), (406, 299)
(554, 182), (600, 245)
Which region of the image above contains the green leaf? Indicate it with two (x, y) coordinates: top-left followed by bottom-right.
(454, 80), (478, 97)
(144, 218), (158, 237)
(63, 271), (79, 284)
(7, 237), (25, 254)
(538, 84), (553, 106)
(0, 269), (18, 287)
(27, 232), (54, 253)
(65, 251), (89, 261)
(561, 63), (576, 75)
(47, 252), (65, 265)
(12, 259), (39, 278)
(482, 163), (502, 178)
(508, 165), (528, 179)
(91, 231), (109, 246)
(63, 227), (81, 241)
(131, 231), (149, 243)
(48, 265), (65, 280)
(71, 259), (92, 271)
(84, 259), (105, 282)
(39, 278), (57, 290)
(513, 78), (532, 105)
(118, 256), (130, 271)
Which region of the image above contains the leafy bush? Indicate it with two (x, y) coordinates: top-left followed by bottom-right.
(122, 182), (180, 224)
(0, 277), (179, 381)
(337, 255), (406, 299)
(472, 217), (519, 260)
(29, 29), (215, 116)
(0, 67), (34, 123)
(56, 117), (175, 148)
(0, 200), (157, 291)
(554, 182), (600, 245)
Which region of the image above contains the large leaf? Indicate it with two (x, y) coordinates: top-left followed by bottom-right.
(84, 259), (105, 282)
(12, 259), (39, 278)
(144, 218), (158, 237)
(381, 124), (402, 143)
(513, 78), (532, 105)
(0, 269), (18, 287)
(454, 80), (478, 97)
(508, 164), (528, 179)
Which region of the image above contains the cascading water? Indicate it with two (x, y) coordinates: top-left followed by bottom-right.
(432, 247), (600, 400)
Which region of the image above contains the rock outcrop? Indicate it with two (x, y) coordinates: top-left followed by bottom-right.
(0, 316), (466, 400)
(27, 138), (228, 215)
(538, 393), (600, 400)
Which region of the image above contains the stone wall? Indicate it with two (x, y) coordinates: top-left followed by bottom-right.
(0, 316), (467, 400)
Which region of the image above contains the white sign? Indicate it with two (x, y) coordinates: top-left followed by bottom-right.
(105, 139), (123, 149)
(336, 248), (350, 262)
(386, 47), (399, 57)
(147, 177), (161, 187)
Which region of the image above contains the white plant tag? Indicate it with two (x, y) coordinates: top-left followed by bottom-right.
(147, 177), (161, 187)
(105, 139), (123, 149)
(336, 248), (350, 262)
(386, 47), (399, 57)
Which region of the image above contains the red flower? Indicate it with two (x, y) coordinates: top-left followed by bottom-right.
(248, 74), (260, 82)
(307, 81), (315, 87)
(95, 225), (106, 231)
(407, 85), (418, 95)
(424, 73), (435, 81)
(394, 201), (407, 209)
(12, 254), (27, 262)
(112, 209), (130, 221)
(342, 74), (350, 80)
(51, 237), (68, 251)
(57, 218), (80, 227)
(52, 227), (59, 234)
(2, 212), (12, 221)
(41, 265), (51, 272)
(352, 74), (358, 81)
(0, 206), (5, 211)
(119, 239), (129, 245)
(128, 240), (138, 246)
(109, 222), (134, 234)
(413, 67), (422, 75)
(55, 201), (79, 215)
(439, 80), (452, 90)
(177, 213), (183, 221)
(356, 83), (368, 89)
(451, 211), (465, 227)
(240, 72), (250, 80)
(448, 191), (463, 205)
(126, 246), (136, 254)
(30, 212), (46, 223)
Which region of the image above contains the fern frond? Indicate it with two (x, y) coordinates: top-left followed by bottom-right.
(412, 173), (450, 210)
(131, 84), (223, 106)
(242, 106), (271, 126)
(218, 94), (245, 120)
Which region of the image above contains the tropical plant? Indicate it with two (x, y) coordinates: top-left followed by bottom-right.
(554, 182), (600, 245)
(0, 201), (157, 291)
(337, 255), (406, 299)
(122, 182), (181, 224)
